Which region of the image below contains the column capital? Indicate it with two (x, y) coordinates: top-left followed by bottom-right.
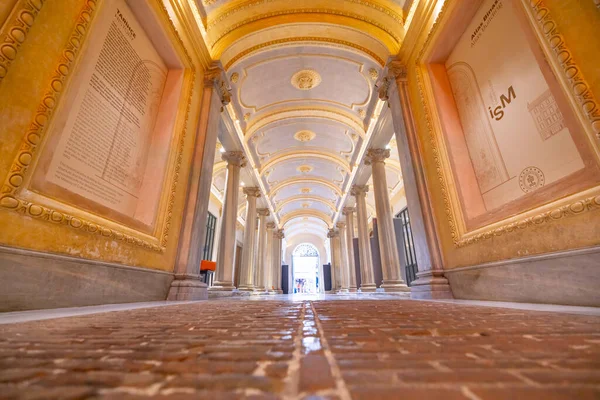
(243, 187), (261, 197)
(365, 148), (390, 166)
(203, 62), (231, 107)
(275, 229), (285, 239)
(342, 207), (355, 216)
(257, 208), (270, 217)
(222, 151), (246, 167)
(378, 60), (407, 101)
(266, 222), (276, 230)
(350, 184), (369, 197)
(336, 222), (346, 229)
(327, 229), (339, 238)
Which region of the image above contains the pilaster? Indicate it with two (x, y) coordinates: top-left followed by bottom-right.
(342, 207), (358, 292)
(383, 60), (452, 299)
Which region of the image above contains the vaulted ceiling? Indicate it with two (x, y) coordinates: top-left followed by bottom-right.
(199, 0), (413, 246)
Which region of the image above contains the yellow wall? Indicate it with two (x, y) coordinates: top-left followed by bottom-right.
(401, 0), (600, 269)
(0, 0), (207, 272)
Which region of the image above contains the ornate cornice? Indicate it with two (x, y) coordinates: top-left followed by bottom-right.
(378, 61), (407, 101)
(222, 151), (247, 167)
(336, 222), (347, 229)
(364, 148), (390, 165)
(275, 229), (285, 239)
(0, 0), (46, 87)
(350, 184), (369, 197)
(327, 228), (339, 238)
(243, 187), (262, 197)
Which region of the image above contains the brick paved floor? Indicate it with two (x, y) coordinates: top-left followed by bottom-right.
(1, 298), (599, 399)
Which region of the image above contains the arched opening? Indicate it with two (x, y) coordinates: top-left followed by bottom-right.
(291, 243), (321, 294)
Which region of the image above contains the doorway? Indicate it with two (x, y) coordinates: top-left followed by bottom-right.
(291, 243), (321, 294)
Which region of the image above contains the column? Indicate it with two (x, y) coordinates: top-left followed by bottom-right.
(365, 148), (409, 292)
(237, 188), (261, 291)
(265, 222), (276, 293)
(210, 151), (246, 292)
(168, 64), (229, 300)
(342, 207), (358, 292)
(351, 185), (377, 292)
(273, 229), (285, 293)
(254, 208), (270, 293)
(327, 229), (339, 293)
(336, 222), (350, 293)
(380, 61), (452, 299)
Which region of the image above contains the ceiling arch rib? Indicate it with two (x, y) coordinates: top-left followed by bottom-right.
(270, 177), (343, 198)
(206, 2), (405, 58)
(280, 209), (333, 228)
(245, 107), (366, 140)
(275, 195), (336, 214)
(259, 150), (351, 177)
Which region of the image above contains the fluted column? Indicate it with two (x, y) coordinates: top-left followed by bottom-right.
(211, 152), (246, 292)
(327, 229), (339, 293)
(265, 222), (276, 293)
(342, 207), (358, 292)
(366, 148), (410, 292)
(336, 222), (350, 293)
(273, 229), (284, 293)
(381, 61), (452, 299)
(351, 185), (377, 292)
(238, 187), (261, 291)
(254, 209), (270, 292)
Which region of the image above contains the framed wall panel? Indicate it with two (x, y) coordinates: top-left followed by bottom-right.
(0, 0), (196, 253)
(414, 0), (600, 247)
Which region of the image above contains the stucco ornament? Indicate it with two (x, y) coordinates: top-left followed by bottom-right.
(294, 130), (316, 142)
(291, 69), (321, 90)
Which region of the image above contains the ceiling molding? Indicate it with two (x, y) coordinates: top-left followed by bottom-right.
(224, 37), (386, 70)
(209, 11), (401, 57)
(259, 150), (351, 176)
(275, 195), (337, 214)
(245, 107), (365, 139)
(270, 177), (343, 197)
(280, 209), (333, 228)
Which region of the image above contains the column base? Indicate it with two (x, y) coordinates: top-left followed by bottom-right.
(237, 285), (256, 292)
(410, 270), (453, 300)
(380, 280), (411, 292)
(167, 275), (208, 301)
(348, 287), (358, 293)
(337, 289), (350, 294)
(358, 284), (377, 292)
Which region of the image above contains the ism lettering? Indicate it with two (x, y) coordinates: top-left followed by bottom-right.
(488, 86), (516, 121)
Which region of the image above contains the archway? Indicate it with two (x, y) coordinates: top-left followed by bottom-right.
(292, 243), (321, 294)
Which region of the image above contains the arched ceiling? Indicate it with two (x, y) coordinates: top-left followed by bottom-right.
(201, 0), (412, 243)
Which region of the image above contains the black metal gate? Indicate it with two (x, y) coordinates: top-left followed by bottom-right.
(203, 212), (217, 261)
(396, 207), (418, 286)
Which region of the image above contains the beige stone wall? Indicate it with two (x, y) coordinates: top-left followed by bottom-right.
(0, 0), (208, 273)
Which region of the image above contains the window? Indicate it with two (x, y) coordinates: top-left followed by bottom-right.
(203, 212), (217, 261)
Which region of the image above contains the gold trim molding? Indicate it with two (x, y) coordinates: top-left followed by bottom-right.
(224, 37), (385, 70)
(0, 0), (46, 86)
(526, 0), (600, 143)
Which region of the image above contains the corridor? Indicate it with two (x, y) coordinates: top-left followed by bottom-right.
(1, 296), (599, 400)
